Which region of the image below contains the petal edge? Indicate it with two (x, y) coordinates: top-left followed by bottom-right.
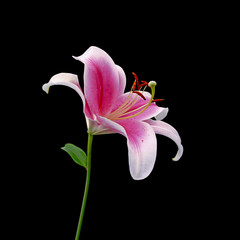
(42, 73), (93, 119)
(145, 119), (183, 161)
(74, 46), (121, 116)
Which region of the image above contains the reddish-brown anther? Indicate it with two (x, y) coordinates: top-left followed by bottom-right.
(132, 72), (139, 88)
(138, 81), (148, 89)
(152, 99), (164, 102)
(132, 90), (146, 100)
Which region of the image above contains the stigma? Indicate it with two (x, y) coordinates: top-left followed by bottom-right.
(106, 73), (163, 121)
(148, 81), (157, 88)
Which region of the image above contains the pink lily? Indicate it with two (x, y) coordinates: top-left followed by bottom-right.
(42, 46), (183, 180)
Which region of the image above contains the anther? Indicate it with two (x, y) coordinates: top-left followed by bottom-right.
(132, 81), (137, 91)
(106, 74), (160, 121)
(132, 72), (140, 91)
(132, 91), (146, 100)
(152, 99), (164, 102)
(132, 72), (139, 87)
(138, 81), (148, 89)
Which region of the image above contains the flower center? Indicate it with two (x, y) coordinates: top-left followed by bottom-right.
(106, 73), (163, 121)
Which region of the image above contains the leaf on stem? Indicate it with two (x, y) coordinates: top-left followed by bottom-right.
(61, 144), (87, 169)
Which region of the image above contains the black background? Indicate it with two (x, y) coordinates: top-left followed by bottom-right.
(6, 3), (236, 239)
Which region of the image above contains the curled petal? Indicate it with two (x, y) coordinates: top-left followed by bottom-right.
(42, 73), (93, 119)
(42, 73), (81, 95)
(97, 116), (157, 180)
(145, 119), (183, 161)
(155, 107), (169, 121)
(74, 46), (124, 116)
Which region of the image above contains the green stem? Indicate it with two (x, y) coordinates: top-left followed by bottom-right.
(75, 133), (93, 240)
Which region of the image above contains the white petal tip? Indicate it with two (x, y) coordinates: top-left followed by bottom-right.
(155, 107), (169, 121)
(131, 173), (149, 180)
(42, 83), (50, 94)
(172, 145), (183, 161)
(72, 55), (83, 62)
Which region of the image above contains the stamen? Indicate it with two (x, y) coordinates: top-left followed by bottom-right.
(106, 91), (139, 120)
(152, 99), (164, 102)
(119, 102), (148, 117)
(106, 73), (160, 121)
(132, 91), (146, 100)
(114, 93), (140, 117)
(132, 72), (139, 88)
(107, 73), (146, 120)
(132, 81), (137, 91)
(138, 81), (148, 89)
(113, 81), (157, 120)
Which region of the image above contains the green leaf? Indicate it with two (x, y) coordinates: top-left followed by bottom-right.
(61, 144), (87, 169)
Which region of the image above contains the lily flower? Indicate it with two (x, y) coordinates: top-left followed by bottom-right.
(42, 46), (183, 180)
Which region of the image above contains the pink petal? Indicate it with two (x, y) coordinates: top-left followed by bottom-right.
(95, 115), (127, 136)
(116, 65), (126, 96)
(74, 46), (125, 117)
(42, 73), (93, 119)
(97, 116), (157, 180)
(122, 120), (157, 180)
(145, 119), (183, 161)
(111, 91), (165, 121)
